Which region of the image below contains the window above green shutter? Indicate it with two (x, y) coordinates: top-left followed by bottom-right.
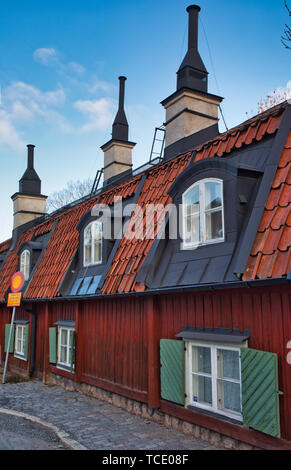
(160, 339), (185, 405)
(241, 348), (281, 438)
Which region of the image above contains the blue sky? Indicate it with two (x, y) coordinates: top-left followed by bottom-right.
(0, 0), (290, 241)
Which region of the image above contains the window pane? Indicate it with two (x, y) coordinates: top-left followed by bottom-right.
(60, 345), (67, 363)
(192, 346), (211, 374)
(205, 210), (223, 241)
(205, 182), (222, 210)
(217, 380), (241, 414)
(185, 214), (200, 245)
(94, 240), (102, 263)
(61, 329), (67, 345)
(218, 349), (240, 380)
(93, 222), (102, 240)
(193, 375), (212, 405)
(184, 186), (200, 214)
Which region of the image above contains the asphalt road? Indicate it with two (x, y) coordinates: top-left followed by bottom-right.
(0, 413), (68, 450)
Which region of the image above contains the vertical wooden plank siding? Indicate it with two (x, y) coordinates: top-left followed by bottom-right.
(79, 297), (148, 397)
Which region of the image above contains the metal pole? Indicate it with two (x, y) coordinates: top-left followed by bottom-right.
(2, 307), (16, 384)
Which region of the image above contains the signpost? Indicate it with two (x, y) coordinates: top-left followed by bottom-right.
(2, 272), (25, 384)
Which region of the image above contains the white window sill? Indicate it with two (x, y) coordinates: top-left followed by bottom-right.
(14, 353), (27, 362)
(181, 238), (225, 251)
(187, 404), (243, 425)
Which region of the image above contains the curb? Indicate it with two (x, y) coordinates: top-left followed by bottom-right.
(0, 408), (87, 450)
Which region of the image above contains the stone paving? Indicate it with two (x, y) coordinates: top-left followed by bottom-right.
(0, 413), (68, 450)
(0, 380), (219, 450)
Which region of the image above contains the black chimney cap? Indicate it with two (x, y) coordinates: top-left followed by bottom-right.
(186, 5), (201, 12)
(18, 144), (42, 195)
(177, 4), (208, 93)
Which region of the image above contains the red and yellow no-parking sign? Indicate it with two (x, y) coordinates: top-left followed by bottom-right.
(10, 272), (25, 293)
(7, 272), (25, 307)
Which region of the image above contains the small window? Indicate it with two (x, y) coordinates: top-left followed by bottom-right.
(57, 326), (75, 371)
(14, 324), (26, 359)
(20, 249), (30, 280)
(186, 341), (242, 420)
(83, 221), (102, 266)
(182, 179), (224, 248)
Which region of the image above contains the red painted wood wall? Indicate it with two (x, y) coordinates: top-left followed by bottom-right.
(1, 284), (290, 445)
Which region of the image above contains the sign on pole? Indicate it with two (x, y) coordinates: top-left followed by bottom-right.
(2, 272), (25, 384)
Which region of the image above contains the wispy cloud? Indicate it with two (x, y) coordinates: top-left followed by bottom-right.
(33, 47), (59, 67)
(74, 98), (115, 132)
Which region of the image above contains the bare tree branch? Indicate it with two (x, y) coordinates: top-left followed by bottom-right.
(282, 1), (291, 49)
(46, 178), (94, 212)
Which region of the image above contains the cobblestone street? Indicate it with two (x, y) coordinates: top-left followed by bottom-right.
(0, 380), (219, 450)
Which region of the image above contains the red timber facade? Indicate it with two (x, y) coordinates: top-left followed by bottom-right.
(0, 5), (291, 451)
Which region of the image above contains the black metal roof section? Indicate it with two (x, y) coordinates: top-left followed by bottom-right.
(18, 145), (42, 196)
(177, 5), (208, 93)
(175, 326), (250, 343)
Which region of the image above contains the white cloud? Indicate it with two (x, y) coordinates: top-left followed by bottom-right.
(0, 109), (26, 151)
(67, 62), (85, 75)
(74, 98), (115, 132)
(33, 47), (59, 66)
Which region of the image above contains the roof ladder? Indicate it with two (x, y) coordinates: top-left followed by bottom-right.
(149, 126), (165, 163)
(91, 168), (104, 195)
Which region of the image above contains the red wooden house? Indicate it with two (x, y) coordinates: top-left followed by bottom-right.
(0, 5), (290, 450)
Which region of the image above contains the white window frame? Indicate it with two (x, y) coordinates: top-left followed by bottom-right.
(185, 340), (245, 421)
(83, 221), (103, 267)
(20, 249), (30, 281)
(182, 178), (225, 249)
(57, 326), (75, 371)
(14, 324), (26, 360)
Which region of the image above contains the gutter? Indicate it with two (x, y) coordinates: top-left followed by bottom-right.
(3, 276), (289, 304)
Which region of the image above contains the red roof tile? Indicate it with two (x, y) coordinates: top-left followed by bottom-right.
(194, 104), (284, 162)
(0, 239), (12, 254)
(243, 129), (291, 281)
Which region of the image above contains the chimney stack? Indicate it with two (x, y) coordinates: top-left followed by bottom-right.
(161, 5), (223, 160)
(101, 76), (136, 185)
(11, 145), (47, 229)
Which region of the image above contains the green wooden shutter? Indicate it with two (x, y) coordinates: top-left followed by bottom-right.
(49, 327), (57, 364)
(241, 348), (281, 438)
(23, 325), (29, 361)
(5, 324), (15, 353)
(160, 339), (185, 405)
(69, 330), (75, 373)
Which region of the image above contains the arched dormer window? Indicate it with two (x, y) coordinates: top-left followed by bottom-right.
(183, 178), (224, 248)
(83, 221), (103, 266)
(20, 249), (30, 280)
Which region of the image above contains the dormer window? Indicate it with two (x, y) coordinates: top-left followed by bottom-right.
(183, 179), (224, 248)
(83, 221), (102, 266)
(20, 249), (30, 280)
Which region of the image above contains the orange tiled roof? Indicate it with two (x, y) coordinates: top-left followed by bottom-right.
(243, 130), (291, 280)
(25, 176), (141, 299)
(0, 239), (11, 254)
(0, 176), (141, 301)
(102, 104), (287, 294)
(0, 103), (289, 300)
(194, 103), (285, 161)
(102, 152), (193, 294)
